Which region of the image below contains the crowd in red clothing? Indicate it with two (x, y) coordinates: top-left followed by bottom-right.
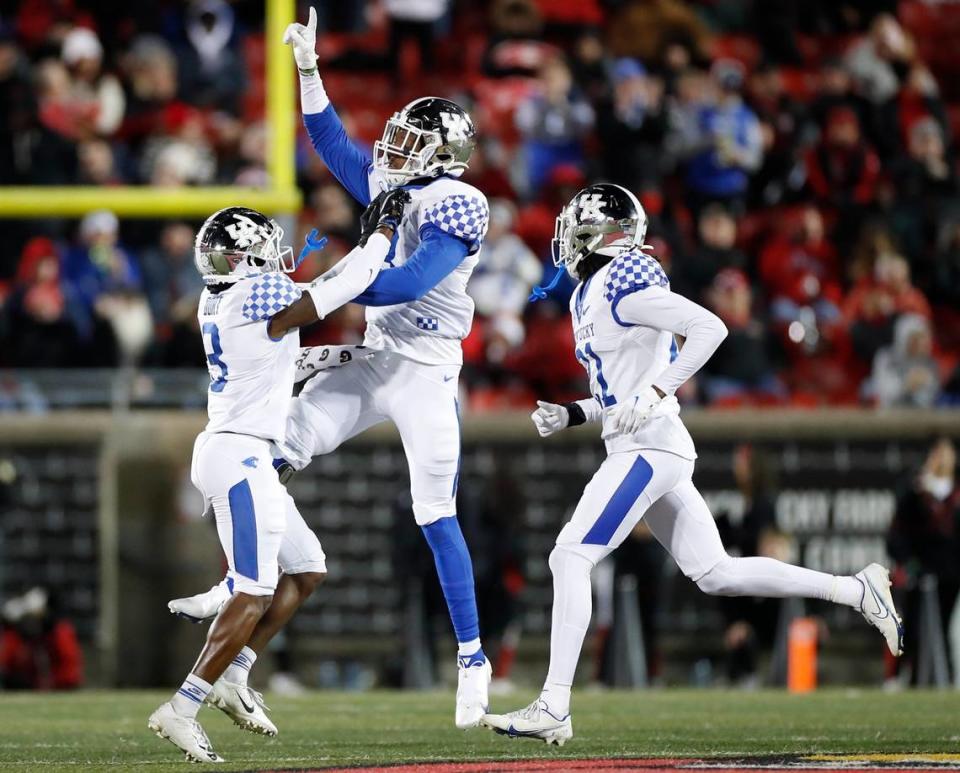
(1, 1), (960, 411)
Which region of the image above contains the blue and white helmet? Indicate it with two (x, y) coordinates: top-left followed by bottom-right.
(194, 207), (295, 285)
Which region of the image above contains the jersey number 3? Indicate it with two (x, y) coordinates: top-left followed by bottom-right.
(202, 322), (228, 393)
(575, 343), (615, 407)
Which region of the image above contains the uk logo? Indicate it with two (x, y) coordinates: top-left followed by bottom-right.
(242, 456), (259, 468)
(578, 193), (605, 221)
(440, 111), (470, 141)
(225, 214), (270, 249)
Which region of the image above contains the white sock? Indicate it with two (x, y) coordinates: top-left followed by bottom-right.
(830, 575), (865, 609)
(223, 646), (257, 686)
(170, 674), (213, 719)
(541, 682), (571, 718)
(543, 546), (594, 712)
(457, 638), (482, 658)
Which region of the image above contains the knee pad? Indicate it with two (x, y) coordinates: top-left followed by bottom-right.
(695, 555), (736, 596)
(549, 542), (601, 577)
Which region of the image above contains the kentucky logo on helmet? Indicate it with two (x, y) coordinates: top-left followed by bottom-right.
(225, 214), (271, 249)
(440, 111), (470, 141)
(578, 193), (606, 221)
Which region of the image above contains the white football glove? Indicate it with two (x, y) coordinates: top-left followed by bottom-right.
(607, 386), (663, 436)
(283, 6), (318, 72)
(531, 400), (569, 438)
(294, 344), (371, 384)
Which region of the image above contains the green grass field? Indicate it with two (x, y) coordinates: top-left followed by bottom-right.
(0, 689), (958, 772)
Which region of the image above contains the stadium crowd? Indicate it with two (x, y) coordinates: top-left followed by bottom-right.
(1, 0), (960, 411)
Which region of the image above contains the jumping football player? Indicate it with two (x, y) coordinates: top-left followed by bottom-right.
(148, 192), (409, 763)
(480, 183), (904, 746)
(281, 7), (492, 727)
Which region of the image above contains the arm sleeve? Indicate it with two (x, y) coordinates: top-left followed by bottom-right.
(300, 73), (373, 205)
(353, 224), (469, 306)
(306, 233), (391, 319)
(614, 285), (728, 395)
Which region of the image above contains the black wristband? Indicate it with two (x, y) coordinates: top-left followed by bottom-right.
(563, 402), (587, 427)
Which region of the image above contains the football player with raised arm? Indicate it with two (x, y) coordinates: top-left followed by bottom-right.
(480, 183), (904, 746)
(147, 192), (409, 763)
(278, 8), (492, 727)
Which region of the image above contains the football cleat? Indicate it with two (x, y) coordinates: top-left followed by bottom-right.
(168, 579), (231, 624)
(856, 563), (904, 657)
(147, 701), (223, 764)
(481, 698), (573, 746)
(455, 651), (491, 729)
(207, 679), (278, 737)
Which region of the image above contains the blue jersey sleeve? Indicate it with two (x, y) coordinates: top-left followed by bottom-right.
(303, 106), (373, 205)
(354, 225), (469, 306)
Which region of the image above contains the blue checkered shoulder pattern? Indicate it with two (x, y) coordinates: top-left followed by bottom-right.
(603, 251), (669, 304)
(423, 194), (489, 251)
(241, 273), (302, 322)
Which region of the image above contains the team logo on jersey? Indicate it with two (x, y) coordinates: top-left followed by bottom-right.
(440, 111), (470, 141)
(225, 214), (271, 249)
(578, 194), (606, 221)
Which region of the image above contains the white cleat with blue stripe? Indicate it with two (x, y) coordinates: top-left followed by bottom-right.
(855, 563), (904, 657)
(481, 699), (573, 746)
(147, 701), (224, 764)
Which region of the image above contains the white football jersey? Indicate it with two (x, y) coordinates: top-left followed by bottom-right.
(198, 272), (302, 443)
(569, 250), (697, 460)
(364, 173), (489, 365)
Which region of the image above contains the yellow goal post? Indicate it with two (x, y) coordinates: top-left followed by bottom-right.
(0, 0), (299, 218)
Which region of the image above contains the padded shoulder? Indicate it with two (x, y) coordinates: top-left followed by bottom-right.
(240, 272), (303, 322)
(603, 250), (669, 303)
(420, 179), (489, 252)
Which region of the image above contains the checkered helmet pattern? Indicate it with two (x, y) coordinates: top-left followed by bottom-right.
(423, 194), (489, 251)
(604, 250), (669, 302)
(241, 272), (302, 322)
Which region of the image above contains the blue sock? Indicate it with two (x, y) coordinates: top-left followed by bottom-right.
(421, 516), (481, 647)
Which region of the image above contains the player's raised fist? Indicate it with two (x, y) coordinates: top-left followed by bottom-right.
(360, 189), (411, 245)
(283, 6), (318, 72)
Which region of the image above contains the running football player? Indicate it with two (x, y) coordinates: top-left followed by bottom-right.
(480, 183), (904, 746)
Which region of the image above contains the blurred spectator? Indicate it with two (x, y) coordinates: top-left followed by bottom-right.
(876, 64), (949, 161)
(747, 62), (813, 205)
(482, 0), (549, 79)
(887, 117), (959, 260)
(0, 29), (32, 183)
(809, 57), (871, 135)
(76, 138), (123, 185)
(931, 220), (960, 319)
(178, 0), (245, 114)
(0, 237), (111, 368)
(679, 60), (763, 213)
(61, 27), (124, 137)
(468, 199), (541, 369)
(804, 106), (880, 211)
(139, 222), (203, 327)
(121, 35), (179, 138)
(887, 438), (960, 683)
(0, 587), (83, 690)
(515, 56), (594, 196)
(385, 0), (449, 81)
(309, 183), (361, 244)
(607, 0), (710, 64)
(845, 13), (915, 105)
(759, 206), (842, 327)
(673, 203), (748, 303)
(702, 268), (783, 404)
(140, 105), (216, 186)
(844, 252), (931, 363)
(870, 314), (941, 408)
(63, 210), (152, 364)
(595, 58), (667, 189)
